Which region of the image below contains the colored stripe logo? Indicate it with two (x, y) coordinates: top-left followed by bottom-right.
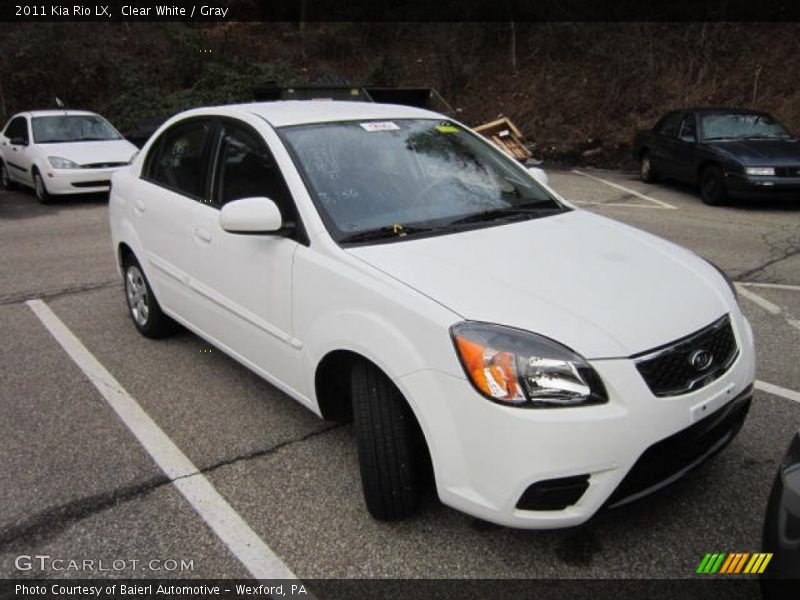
(696, 552), (773, 574)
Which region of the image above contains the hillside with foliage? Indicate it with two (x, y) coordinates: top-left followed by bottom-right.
(1, 21), (799, 165)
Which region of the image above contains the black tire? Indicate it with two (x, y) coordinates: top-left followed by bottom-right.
(351, 359), (426, 521)
(1, 161), (17, 191)
(33, 169), (54, 204)
(639, 151), (658, 183)
(123, 254), (177, 338)
(700, 165), (728, 206)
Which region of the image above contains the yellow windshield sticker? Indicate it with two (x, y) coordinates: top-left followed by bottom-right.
(436, 124), (459, 133)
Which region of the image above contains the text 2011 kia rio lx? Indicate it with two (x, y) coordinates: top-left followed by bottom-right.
(109, 101), (755, 528)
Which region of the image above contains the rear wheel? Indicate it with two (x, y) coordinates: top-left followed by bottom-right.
(1, 161), (17, 190)
(700, 165), (728, 206)
(639, 151), (658, 183)
(123, 255), (177, 338)
(351, 359), (427, 521)
(33, 170), (54, 204)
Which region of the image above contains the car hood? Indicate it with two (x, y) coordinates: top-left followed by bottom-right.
(35, 139), (138, 166)
(706, 139), (800, 166)
(348, 211), (730, 359)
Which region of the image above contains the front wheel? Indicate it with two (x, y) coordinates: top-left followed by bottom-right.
(700, 165), (728, 206)
(351, 359), (427, 521)
(33, 170), (54, 204)
(123, 256), (177, 338)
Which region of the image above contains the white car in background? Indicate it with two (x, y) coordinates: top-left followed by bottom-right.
(0, 110), (137, 203)
(109, 101), (755, 529)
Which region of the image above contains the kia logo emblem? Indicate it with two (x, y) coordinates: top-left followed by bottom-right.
(690, 349), (714, 371)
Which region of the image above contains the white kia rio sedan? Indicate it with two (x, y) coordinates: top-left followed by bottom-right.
(109, 101), (755, 528)
(0, 110), (138, 203)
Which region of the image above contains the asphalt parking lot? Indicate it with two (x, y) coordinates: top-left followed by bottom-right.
(0, 169), (798, 582)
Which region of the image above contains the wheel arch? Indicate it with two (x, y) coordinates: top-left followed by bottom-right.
(313, 346), (426, 424)
(117, 241), (135, 270)
(697, 159), (722, 180)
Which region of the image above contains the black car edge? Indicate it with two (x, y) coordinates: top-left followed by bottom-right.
(760, 432), (800, 598)
(633, 108), (800, 206)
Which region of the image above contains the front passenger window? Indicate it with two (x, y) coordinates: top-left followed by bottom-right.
(147, 120), (212, 199)
(5, 117), (28, 144)
(214, 124), (292, 216)
(679, 115), (697, 140)
(657, 113), (683, 138)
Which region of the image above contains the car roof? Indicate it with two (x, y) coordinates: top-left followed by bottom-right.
(24, 110), (98, 118)
(188, 100), (444, 128)
(684, 107), (771, 116)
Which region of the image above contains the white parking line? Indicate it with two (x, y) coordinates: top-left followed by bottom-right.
(735, 284), (800, 333)
(573, 201), (661, 209)
(756, 380), (800, 404)
(26, 299), (298, 581)
(735, 285), (782, 315)
(736, 281), (800, 293)
(571, 170), (678, 209)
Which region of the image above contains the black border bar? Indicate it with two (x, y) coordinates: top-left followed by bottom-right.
(2, 0), (800, 22)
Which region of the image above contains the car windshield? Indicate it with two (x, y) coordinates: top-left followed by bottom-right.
(32, 115), (122, 143)
(279, 119), (566, 243)
(701, 113), (793, 141)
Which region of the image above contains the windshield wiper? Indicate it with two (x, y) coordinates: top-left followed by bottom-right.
(339, 224), (436, 244)
(446, 205), (558, 226)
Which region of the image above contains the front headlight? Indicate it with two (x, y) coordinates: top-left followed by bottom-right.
(48, 156), (81, 169)
(745, 167), (775, 176)
(451, 322), (607, 408)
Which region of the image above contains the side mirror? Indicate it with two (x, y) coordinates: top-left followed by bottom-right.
(219, 197), (284, 235)
(10, 136), (27, 146)
(528, 166), (549, 187)
(680, 134), (696, 143)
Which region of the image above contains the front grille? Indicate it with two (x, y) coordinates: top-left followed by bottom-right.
(634, 315), (738, 397)
(774, 166), (800, 177)
(82, 162), (127, 169)
(607, 386), (751, 508)
(71, 180), (110, 188)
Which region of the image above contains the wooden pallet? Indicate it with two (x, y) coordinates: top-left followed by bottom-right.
(473, 116), (532, 161)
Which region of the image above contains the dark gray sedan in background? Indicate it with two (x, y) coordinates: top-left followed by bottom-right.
(633, 108), (800, 205)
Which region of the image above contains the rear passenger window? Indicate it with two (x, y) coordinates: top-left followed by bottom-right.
(213, 123), (292, 216)
(146, 120), (212, 199)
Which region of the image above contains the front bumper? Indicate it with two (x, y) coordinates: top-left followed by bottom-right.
(725, 172), (800, 198)
(398, 313), (756, 529)
(42, 166), (125, 194)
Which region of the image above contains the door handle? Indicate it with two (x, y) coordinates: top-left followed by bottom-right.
(133, 199), (145, 214)
(193, 227), (212, 243)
